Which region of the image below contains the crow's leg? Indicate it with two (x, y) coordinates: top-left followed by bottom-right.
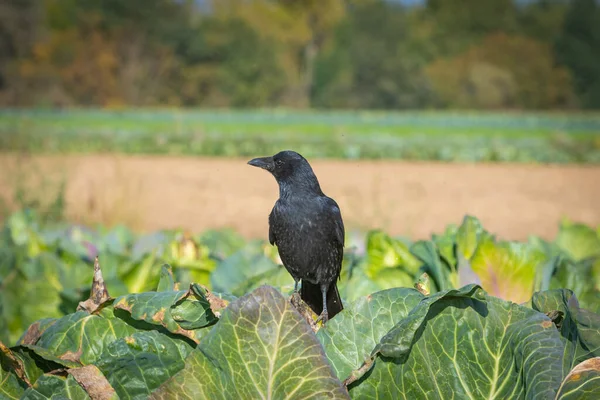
(316, 284), (329, 325)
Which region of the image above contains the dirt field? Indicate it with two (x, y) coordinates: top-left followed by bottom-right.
(1, 154), (599, 241)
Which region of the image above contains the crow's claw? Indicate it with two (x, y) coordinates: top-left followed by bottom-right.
(316, 310), (329, 326)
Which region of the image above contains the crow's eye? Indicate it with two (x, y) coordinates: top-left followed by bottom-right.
(275, 160), (284, 166)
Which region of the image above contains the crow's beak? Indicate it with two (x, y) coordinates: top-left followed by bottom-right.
(247, 156), (274, 172)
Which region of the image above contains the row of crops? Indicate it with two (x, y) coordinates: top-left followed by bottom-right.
(2, 109), (600, 162)
(0, 209), (599, 398)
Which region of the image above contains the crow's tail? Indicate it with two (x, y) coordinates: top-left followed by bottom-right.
(300, 280), (343, 320)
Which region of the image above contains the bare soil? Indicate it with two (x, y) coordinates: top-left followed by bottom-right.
(1, 154), (599, 241)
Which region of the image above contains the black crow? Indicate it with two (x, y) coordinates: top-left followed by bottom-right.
(248, 150), (344, 323)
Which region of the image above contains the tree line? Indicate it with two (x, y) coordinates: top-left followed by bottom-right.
(1, 0), (599, 110)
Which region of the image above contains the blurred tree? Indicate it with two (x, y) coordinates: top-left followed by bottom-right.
(173, 17), (287, 107)
(426, 33), (573, 109)
(312, 1), (434, 109)
(556, 0), (600, 108)
(0, 0), (44, 104)
(7, 0), (191, 107)
(425, 0), (519, 56)
(0, 0), (595, 110)
(211, 0), (345, 107)
(517, 0), (569, 42)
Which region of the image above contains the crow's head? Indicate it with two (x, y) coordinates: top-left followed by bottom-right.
(248, 150), (319, 189)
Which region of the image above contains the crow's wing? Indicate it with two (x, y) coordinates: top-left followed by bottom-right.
(321, 196), (345, 248)
(268, 207), (277, 246)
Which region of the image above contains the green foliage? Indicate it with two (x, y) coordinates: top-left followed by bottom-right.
(346, 286), (566, 398)
(0, 210), (220, 344)
(532, 289), (600, 375)
(1, 271), (599, 397)
(3, 210), (600, 346)
(2, 109), (600, 164)
(1, 210), (600, 397)
(153, 286), (349, 399)
(556, 358), (600, 400)
(97, 331), (192, 398)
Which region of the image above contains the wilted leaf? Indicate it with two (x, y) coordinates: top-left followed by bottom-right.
(33, 309), (137, 365)
(317, 287), (424, 380)
(114, 284), (217, 343)
(470, 236), (545, 303)
(18, 345), (82, 369)
(0, 341), (30, 386)
(21, 373), (90, 400)
(16, 318), (57, 346)
(556, 357), (600, 400)
(97, 331), (192, 399)
(77, 257), (111, 314)
(9, 346), (63, 386)
(68, 365), (117, 400)
(532, 289), (600, 374)
(414, 273), (431, 296)
(152, 286), (349, 399)
(0, 342), (27, 399)
(349, 285), (565, 399)
(187, 283), (229, 319)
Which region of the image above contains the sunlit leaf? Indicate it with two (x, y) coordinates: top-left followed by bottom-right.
(532, 289), (600, 374)
(349, 285), (565, 399)
(318, 287), (424, 380)
(556, 222), (600, 262)
(365, 231), (421, 278)
(152, 286), (349, 399)
(114, 285), (217, 343)
(20, 374), (89, 400)
(556, 358), (600, 400)
(157, 264), (176, 292)
(470, 236), (545, 303)
(33, 309), (137, 365)
(97, 331), (192, 399)
(455, 215), (484, 260)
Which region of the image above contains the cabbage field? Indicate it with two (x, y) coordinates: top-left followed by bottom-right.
(1, 209), (599, 399)
(2, 109), (600, 163)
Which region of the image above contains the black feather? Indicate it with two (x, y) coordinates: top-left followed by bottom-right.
(248, 150), (345, 322)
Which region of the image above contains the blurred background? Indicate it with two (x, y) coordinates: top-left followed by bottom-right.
(1, 0), (600, 346)
(0, 0), (599, 239)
